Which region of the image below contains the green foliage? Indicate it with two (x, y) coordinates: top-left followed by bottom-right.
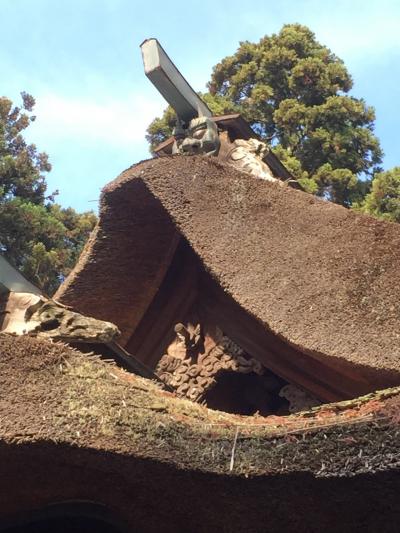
(0, 92), (51, 204)
(358, 167), (400, 222)
(145, 105), (177, 153)
(208, 24), (382, 205)
(146, 24), (384, 207)
(0, 93), (96, 295)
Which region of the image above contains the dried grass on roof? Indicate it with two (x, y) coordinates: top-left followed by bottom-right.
(1, 333), (399, 478)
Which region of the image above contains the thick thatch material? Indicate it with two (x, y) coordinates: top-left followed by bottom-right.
(0, 334), (399, 532)
(55, 156), (400, 400)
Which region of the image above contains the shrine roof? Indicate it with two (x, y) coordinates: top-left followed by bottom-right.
(56, 156), (400, 391)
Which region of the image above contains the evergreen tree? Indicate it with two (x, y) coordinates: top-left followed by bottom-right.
(0, 93), (96, 295)
(358, 167), (400, 222)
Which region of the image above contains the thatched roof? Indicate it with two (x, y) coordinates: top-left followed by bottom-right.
(56, 156), (400, 398)
(1, 333), (399, 531)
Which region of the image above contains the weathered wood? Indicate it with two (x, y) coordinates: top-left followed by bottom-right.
(125, 239), (198, 367)
(141, 38), (212, 123)
(0, 256), (42, 296)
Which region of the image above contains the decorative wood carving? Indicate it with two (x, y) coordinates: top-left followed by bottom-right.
(157, 322), (274, 403)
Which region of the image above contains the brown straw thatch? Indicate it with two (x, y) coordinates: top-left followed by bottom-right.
(56, 156), (400, 400)
(0, 333), (399, 532)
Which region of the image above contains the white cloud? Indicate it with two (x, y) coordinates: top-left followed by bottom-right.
(30, 90), (166, 147)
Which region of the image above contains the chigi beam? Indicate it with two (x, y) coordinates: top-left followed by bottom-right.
(140, 38), (212, 123)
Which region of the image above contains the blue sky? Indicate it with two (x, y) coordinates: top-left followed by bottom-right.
(1, 0), (399, 211)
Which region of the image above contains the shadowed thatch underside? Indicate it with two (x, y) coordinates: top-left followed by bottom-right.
(0, 334), (399, 532)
